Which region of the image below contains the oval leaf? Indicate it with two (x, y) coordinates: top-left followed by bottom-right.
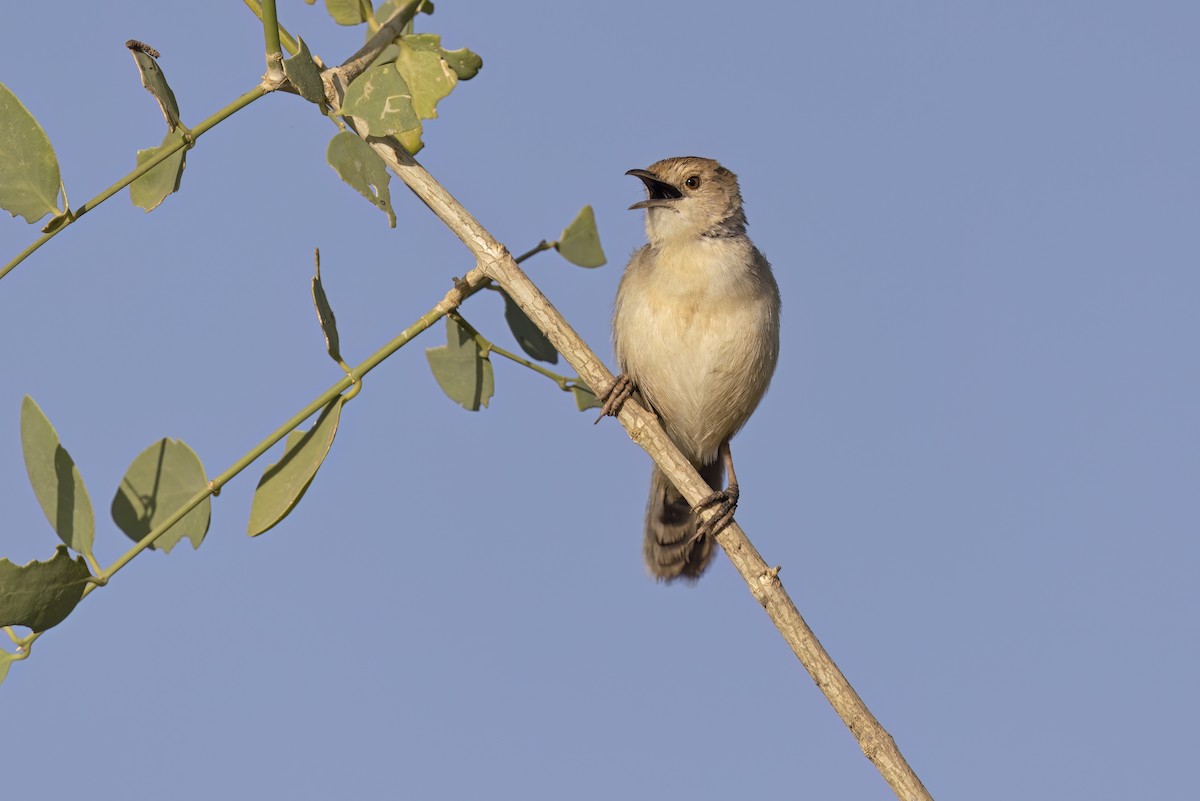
(425, 318), (494, 411)
(20, 396), (95, 558)
(327, 131), (397, 226)
(502, 292), (557, 364)
(0, 82), (63, 223)
(0, 546), (92, 633)
(111, 438), (211, 553)
(248, 396), (344, 537)
(555, 205), (606, 268)
(130, 129), (188, 212)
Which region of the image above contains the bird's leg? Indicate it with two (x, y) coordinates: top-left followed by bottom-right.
(594, 372), (635, 424)
(694, 440), (740, 539)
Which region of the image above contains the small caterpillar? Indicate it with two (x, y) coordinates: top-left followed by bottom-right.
(125, 40), (161, 58)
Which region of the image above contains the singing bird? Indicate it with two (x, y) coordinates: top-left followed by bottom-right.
(599, 157), (781, 581)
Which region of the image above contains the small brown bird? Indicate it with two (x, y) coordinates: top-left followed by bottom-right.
(600, 157), (781, 581)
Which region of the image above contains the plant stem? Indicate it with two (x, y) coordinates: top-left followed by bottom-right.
(259, 0), (285, 80)
(1, 84), (270, 283)
(10, 266), (492, 658)
(451, 311), (577, 390)
(242, 0), (300, 55)
(514, 240), (553, 263)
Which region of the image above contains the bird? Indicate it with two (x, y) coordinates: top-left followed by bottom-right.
(598, 156), (781, 582)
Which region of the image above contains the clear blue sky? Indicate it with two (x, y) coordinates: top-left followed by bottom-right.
(2, 2), (1197, 799)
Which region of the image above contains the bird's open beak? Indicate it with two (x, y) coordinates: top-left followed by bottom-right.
(627, 169), (682, 211)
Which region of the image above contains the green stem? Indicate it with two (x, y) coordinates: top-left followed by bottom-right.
(450, 311), (581, 391)
(7, 243), (555, 662)
(260, 0), (285, 78)
(242, 0), (300, 55)
(514, 240), (553, 263)
(0, 84), (270, 283)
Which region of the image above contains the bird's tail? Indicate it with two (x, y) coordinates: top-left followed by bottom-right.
(643, 461), (723, 582)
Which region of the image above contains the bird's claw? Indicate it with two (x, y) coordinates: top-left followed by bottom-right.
(693, 482), (739, 540)
(594, 373), (635, 424)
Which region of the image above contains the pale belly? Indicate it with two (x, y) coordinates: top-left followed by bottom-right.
(615, 282), (776, 465)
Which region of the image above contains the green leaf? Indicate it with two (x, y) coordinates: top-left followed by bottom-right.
(439, 46), (482, 81)
(394, 40), (456, 120)
(311, 251), (343, 363)
(502, 292), (556, 364)
(425, 318), (494, 411)
(0, 82), (64, 223)
(283, 37), (327, 105)
(325, 0), (366, 25)
(555, 205), (606, 268)
(0, 651), (14, 686)
(0, 546), (92, 633)
(248, 397), (345, 537)
(326, 130), (397, 226)
(400, 33), (481, 81)
(340, 64), (421, 138)
(396, 126), (424, 156)
(111, 439), (211, 553)
(400, 33), (442, 53)
(20, 397), (95, 559)
(571, 385), (602, 412)
(127, 42), (183, 131)
(130, 129), (188, 212)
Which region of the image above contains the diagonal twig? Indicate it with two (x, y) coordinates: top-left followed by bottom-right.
(323, 73), (934, 801)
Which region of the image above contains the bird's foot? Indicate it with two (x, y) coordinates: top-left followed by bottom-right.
(693, 482), (739, 540)
(594, 373), (635, 424)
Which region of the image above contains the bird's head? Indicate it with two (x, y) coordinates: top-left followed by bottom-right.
(627, 157), (746, 244)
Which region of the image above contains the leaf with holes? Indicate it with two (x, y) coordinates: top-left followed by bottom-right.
(327, 131), (396, 226)
(111, 439), (211, 553)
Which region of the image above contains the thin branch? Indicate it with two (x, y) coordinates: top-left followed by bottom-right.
(332, 0), (426, 86)
(325, 74), (932, 801)
(1, 84), (271, 282)
(14, 266), (491, 660)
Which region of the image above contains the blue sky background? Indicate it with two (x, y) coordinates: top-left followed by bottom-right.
(2, 2), (1197, 799)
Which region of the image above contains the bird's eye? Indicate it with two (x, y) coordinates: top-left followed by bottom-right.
(684, 176), (701, 190)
